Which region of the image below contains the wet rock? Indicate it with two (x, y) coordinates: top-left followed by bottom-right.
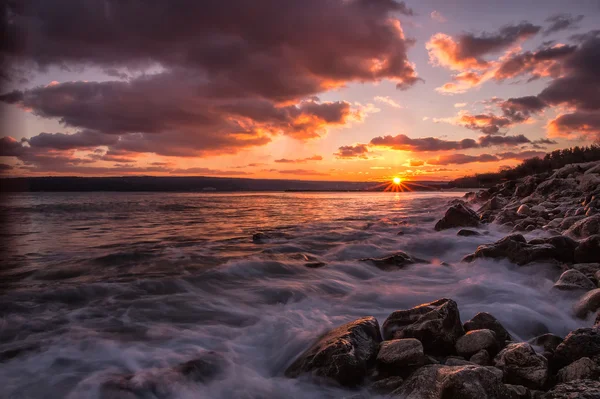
(528, 334), (564, 361)
(458, 229), (482, 237)
(435, 203), (480, 231)
(100, 351), (226, 399)
(479, 196), (509, 213)
(572, 263), (600, 281)
(515, 176), (539, 198)
(565, 215), (600, 238)
(553, 270), (596, 292)
(494, 343), (549, 390)
(535, 178), (577, 197)
(517, 205), (531, 216)
(552, 328), (600, 370)
(391, 364), (512, 399)
(541, 379), (600, 399)
(557, 357), (598, 382)
(445, 357), (474, 366)
(574, 235), (600, 263)
(456, 329), (498, 358)
(359, 252), (426, 271)
(471, 349), (491, 366)
(573, 289), (600, 318)
(464, 312), (512, 348)
(505, 384), (532, 399)
(558, 215), (585, 230)
(382, 298), (465, 356)
(369, 376), (404, 395)
(463, 235), (577, 266)
(376, 338), (425, 370)
(285, 316), (382, 386)
(252, 232), (271, 242)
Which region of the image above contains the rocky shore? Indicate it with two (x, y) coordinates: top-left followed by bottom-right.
(280, 161), (600, 398)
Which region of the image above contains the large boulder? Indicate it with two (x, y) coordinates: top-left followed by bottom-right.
(100, 352), (226, 399)
(557, 357), (599, 383)
(391, 364), (511, 399)
(552, 328), (600, 370)
(455, 329), (498, 358)
(541, 379), (600, 399)
(462, 235), (577, 266)
(464, 312), (512, 348)
(359, 252), (426, 271)
(382, 298), (465, 356)
(573, 289), (600, 318)
(553, 270), (596, 292)
(494, 343), (549, 390)
(528, 334), (564, 362)
(435, 204), (480, 231)
(535, 178), (577, 196)
(285, 316), (382, 386)
(572, 263), (600, 281)
(580, 173), (600, 192)
(574, 235), (600, 263)
(376, 338), (426, 372)
(478, 196), (509, 213)
(565, 215), (600, 238)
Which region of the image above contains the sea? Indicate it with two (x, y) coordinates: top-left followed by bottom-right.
(0, 192), (591, 398)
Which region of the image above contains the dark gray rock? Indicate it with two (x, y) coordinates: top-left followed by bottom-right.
(541, 379), (600, 399)
(528, 334), (564, 361)
(565, 215), (600, 238)
(376, 338), (425, 369)
(574, 289), (600, 318)
(552, 328), (600, 371)
(285, 316), (382, 386)
(494, 343), (549, 390)
(391, 364), (512, 399)
(464, 312), (512, 348)
(369, 376), (404, 395)
(557, 357), (599, 382)
(575, 235), (600, 263)
(456, 329), (498, 358)
(572, 263), (600, 281)
(359, 252), (426, 271)
(458, 229), (482, 237)
(435, 204), (480, 231)
(505, 384), (532, 399)
(553, 270), (596, 292)
(382, 298), (465, 356)
(470, 350), (491, 366)
(445, 357), (475, 366)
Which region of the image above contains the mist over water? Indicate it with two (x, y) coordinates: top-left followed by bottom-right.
(0, 192), (591, 398)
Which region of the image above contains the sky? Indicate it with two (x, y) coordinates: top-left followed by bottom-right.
(1, 0), (600, 181)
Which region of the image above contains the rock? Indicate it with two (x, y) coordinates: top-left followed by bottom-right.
(359, 252), (426, 271)
(252, 232), (271, 242)
(382, 298), (465, 356)
(445, 357), (475, 366)
(528, 334), (564, 360)
(559, 215), (585, 230)
(376, 338), (425, 370)
(535, 178), (577, 197)
(456, 329), (498, 358)
(565, 215), (600, 238)
(531, 205), (545, 213)
(100, 351), (226, 399)
(515, 176), (539, 198)
(541, 379), (600, 399)
(479, 196), (509, 213)
(517, 205), (531, 216)
(575, 235), (600, 263)
(494, 343), (549, 390)
(585, 164), (600, 175)
(573, 289), (600, 318)
(391, 364), (512, 399)
(369, 376), (404, 395)
(580, 173), (600, 192)
(285, 316), (382, 386)
(464, 312), (512, 348)
(435, 204), (480, 231)
(553, 270), (596, 292)
(552, 328), (600, 370)
(572, 263), (600, 281)
(458, 229), (482, 237)
(557, 357), (598, 382)
(471, 349), (491, 366)
(505, 384), (532, 399)
(463, 234), (577, 266)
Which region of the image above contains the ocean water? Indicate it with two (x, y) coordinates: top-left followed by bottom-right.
(0, 192), (592, 398)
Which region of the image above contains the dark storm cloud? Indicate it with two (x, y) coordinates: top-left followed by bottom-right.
(478, 134), (531, 147)
(334, 144), (370, 159)
(0, 0), (420, 167)
(543, 14), (584, 36)
(26, 130), (118, 150)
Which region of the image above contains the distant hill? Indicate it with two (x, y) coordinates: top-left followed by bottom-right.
(0, 176), (448, 192)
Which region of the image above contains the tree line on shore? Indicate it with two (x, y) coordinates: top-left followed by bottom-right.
(449, 145), (600, 188)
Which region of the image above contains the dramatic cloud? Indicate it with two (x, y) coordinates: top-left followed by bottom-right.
(334, 144), (370, 159)
(274, 155), (323, 163)
(543, 14), (584, 36)
(0, 163), (13, 172)
(0, 0), (420, 171)
(426, 150), (546, 165)
(370, 132), (531, 152)
(427, 23), (541, 71)
(548, 111), (600, 140)
(494, 44), (576, 81)
(478, 134), (531, 147)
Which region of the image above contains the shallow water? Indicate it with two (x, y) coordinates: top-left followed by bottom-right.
(0, 192), (592, 398)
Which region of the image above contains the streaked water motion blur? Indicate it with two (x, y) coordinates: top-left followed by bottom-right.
(0, 192), (590, 398)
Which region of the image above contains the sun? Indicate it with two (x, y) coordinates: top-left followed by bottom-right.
(393, 176), (402, 185)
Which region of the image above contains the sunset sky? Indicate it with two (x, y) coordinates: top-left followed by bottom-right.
(1, 0), (599, 181)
